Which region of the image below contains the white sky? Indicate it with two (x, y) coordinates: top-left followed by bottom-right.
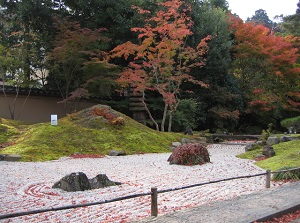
(227, 0), (299, 21)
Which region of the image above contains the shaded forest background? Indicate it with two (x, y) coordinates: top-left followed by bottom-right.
(0, 0), (299, 133)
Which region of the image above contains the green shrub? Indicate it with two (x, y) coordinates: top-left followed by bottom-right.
(168, 143), (210, 166)
(280, 116), (300, 128)
(260, 129), (270, 142)
(272, 166), (300, 181)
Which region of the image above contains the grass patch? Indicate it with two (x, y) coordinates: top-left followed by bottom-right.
(1, 105), (186, 161)
(237, 140), (300, 171)
(273, 166), (300, 180)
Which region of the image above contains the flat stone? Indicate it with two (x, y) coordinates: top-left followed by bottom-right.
(0, 154), (22, 161)
(280, 136), (292, 142)
(108, 150), (126, 156)
(172, 142), (181, 147)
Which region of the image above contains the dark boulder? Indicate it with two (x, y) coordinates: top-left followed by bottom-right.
(89, 174), (121, 189)
(52, 172), (121, 192)
(262, 146), (275, 158)
(52, 172), (91, 192)
(184, 127), (193, 135)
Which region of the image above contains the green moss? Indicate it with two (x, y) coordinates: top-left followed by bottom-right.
(237, 140), (300, 171)
(237, 144), (262, 159)
(1, 105), (184, 161)
(0, 119), (26, 144)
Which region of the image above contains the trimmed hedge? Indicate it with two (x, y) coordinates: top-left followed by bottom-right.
(280, 116), (300, 128)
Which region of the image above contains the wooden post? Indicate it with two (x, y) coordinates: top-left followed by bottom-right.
(266, 169), (271, 188)
(151, 187), (158, 217)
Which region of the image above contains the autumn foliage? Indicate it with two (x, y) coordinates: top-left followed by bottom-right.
(110, 0), (210, 131)
(168, 143), (210, 166)
(91, 107), (124, 126)
(230, 16), (300, 113)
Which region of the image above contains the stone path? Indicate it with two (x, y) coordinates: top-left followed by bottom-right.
(0, 144), (286, 223)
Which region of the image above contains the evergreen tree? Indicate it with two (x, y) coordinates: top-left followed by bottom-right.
(246, 9), (273, 30)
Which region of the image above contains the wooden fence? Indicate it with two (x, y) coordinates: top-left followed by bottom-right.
(0, 168), (299, 220)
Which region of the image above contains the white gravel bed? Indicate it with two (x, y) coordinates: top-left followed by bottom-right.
(0, 144), (285, 223)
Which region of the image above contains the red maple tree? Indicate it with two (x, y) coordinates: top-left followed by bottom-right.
(230, 16), (300, 113)
(110, 0), (210, 131)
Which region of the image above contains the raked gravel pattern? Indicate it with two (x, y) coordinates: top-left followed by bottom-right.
(0, 144), (286, 223)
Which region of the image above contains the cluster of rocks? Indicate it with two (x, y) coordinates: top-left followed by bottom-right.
(245, 135), (300, 159)
(52, 172), (121, 192)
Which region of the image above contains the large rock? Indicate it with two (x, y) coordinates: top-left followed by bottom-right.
(245, 143), (255, 152)
(52, 172), (91, 192)
(262, 145), (275, 158)
(89, 174), (121, 189)
(52, 172), (121, 192)
(266, 136), (279, 145)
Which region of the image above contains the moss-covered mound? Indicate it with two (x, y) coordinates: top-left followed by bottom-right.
(0, 119), (27, 146)
(237, 140), (300, 170)
(1, 105), (184, 161)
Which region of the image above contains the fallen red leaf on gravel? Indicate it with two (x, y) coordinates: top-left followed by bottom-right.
(69, 154), (104, 159)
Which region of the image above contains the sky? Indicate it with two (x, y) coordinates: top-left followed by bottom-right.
(227, 0), (299, 21)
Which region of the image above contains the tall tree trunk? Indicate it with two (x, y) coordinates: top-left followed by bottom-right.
(2, 76), (16, 120)
(168, 110), (173, 132)
(161, 103), (168, 132)
(168, 100), (180, 132)
(141, 91), (159, 131)
(24, 24), (31, 80)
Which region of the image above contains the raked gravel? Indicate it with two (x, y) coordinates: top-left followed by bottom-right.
(0, 144), (286, 223)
